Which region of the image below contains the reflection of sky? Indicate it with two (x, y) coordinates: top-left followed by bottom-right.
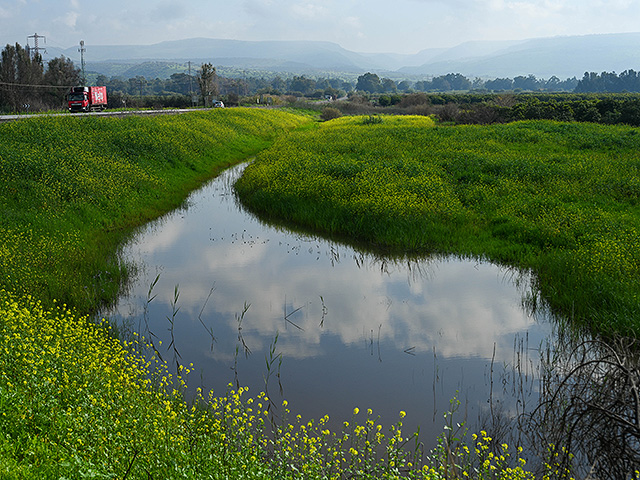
(108, 164), (551, 447)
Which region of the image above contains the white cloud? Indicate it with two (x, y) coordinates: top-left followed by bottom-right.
(149, 1), (187, 22)
(291, 2), (329, 19)
(242, 0), (277, 18)
(1, 0), (639, 59)
(57, 10), (79, 28)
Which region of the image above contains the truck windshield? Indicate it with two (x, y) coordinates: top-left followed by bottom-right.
(68, 93), (86, 101)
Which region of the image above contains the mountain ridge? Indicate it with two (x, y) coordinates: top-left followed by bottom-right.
(41, 32), (640, 80)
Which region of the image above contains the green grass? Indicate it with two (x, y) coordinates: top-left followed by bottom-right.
(0, 110), (571, 478)
(0, 108), (308, 313)
(235, 116), (640, 334)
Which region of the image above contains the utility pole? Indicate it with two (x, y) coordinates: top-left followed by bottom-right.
(27, 33), (46, 58)
(78, 40), (86, 86)
(188, 61), (195, 107)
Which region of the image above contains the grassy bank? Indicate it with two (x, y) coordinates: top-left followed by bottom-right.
(0, 109), (308, 313)
(2, 287), (563, 479)
(0, 110), (567, 478)
(235, 116), (640, 334)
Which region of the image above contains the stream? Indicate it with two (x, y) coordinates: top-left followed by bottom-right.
(105, 163), (555, 450)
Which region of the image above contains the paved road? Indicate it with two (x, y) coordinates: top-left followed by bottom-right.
(0, 108), (211, 123)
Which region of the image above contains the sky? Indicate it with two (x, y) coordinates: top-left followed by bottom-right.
(1, 0), (639, 54)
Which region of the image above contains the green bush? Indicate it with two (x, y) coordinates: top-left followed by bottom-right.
(320, 106), (342, 121)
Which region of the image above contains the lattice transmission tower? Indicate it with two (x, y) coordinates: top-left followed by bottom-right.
(27, 33), (46, 58)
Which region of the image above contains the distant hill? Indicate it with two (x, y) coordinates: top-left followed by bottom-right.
(52, 39), (388, 75)
(400, 33), (640, 79)
(42, 33), (640, 80)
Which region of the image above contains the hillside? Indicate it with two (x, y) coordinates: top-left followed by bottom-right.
(401, 33), (640, 79)
(42, 32), (640, 80)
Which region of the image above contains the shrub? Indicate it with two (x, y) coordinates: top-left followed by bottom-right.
(320, 106), (342, 121)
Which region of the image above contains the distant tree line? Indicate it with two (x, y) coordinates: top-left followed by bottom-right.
(575, 70), (640, 93)
(320, 91), (640, 127)
(354, 72), (579, 94)
(68, 71), (583, 100)
(94, 73), (353, 102)
(509, 95), (640, 125)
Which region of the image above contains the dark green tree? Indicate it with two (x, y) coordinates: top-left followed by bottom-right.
(513, 74), (540, 91)
(271, 76), (286, 94)
(128, 76), (148, 96)
(356, 72), (382, 93)
(434, 73), (472, 91)
(430, 76), (451, 91)
(0, 43), (44, 111)
(397, 80), (413, 92)
(446, 73), (472, 90)
(288, 76), (316, 95)
(381, 78), (397, 93)
(414, 80), (432, 91)
(485, 78), (513, 91)
(43, 55), (80, 107)
(197, 63), (217, 106)
(167, 73), (193, 96)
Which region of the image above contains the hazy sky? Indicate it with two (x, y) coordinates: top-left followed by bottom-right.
(1, 0), (639, 54)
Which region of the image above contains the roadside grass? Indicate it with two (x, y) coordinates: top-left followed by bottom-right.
(0, 108), (308, 313)
(235, 117), (640, 334)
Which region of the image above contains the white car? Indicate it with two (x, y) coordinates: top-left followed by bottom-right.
(212, 100), (225, 108)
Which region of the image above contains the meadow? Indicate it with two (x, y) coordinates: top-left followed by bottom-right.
(0, 109), (307, 313)
(236, 115), (640, 334)
(0, 109), (574, 478)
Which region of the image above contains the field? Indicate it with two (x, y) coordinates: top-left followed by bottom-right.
(236, 115), (640, 334)
(0, 109), (587, 478)
(0, 109), (308, 313)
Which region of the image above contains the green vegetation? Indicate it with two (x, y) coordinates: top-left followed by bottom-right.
(0, 109), (576, 478)
(307, 92), (640, 127)
(0, 109), (308, 312)
(0, 290), (413, 478)
(1, 287), (570, 478)
(236, 116), (640, 334)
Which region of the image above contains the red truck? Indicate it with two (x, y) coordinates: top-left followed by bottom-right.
(67, 86), (107, 112)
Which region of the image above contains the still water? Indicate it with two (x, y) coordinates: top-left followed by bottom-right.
(106, 163), (553, 449)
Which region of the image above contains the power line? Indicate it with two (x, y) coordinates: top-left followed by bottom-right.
(0, 81), (73, 89)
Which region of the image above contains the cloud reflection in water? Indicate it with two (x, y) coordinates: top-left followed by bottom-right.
(109, 164), (551, 446)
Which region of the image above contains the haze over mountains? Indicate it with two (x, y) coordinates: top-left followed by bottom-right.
(43, 32), (640, 80)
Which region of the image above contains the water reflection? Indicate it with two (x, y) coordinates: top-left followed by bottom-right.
(107, 164), (552, 448)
